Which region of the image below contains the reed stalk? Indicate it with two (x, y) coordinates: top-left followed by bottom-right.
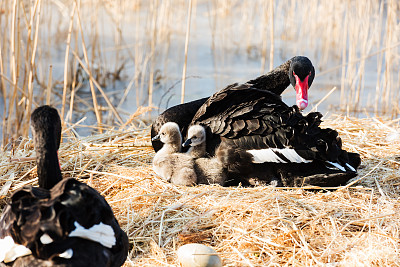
(6, 0), (19, 144)
(61, 1), (76, 123)
(46, 65), (52, 105)
(71, 51), (123, 125)
(180, 0), (193, 104)
(148, 0), (159, 107)
(74, 0), (103, 131)
(269, 0), (274, 71)
(25, 0), (41, 137)
(339, 5), (348, 112)
(0, 41), (6, 147)
(134, 0), (141, 108)
(260, 1), (268, 73)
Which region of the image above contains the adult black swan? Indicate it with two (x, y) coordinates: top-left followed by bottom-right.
(191, 83), (360, 187)
(0, 106), (128, 267)
(151, 56), (315, 152)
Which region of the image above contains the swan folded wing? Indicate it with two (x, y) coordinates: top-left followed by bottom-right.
(69, 221), (116, 248)
(219, 119), (353, 172)
(0, 187), (49, 263)
(50, 179), (120, 246)
(0, 186), (51, 246)
(247, 148), (312, 164)
(226, 132), (344, 163)
(244, 144), (354, 173)
(192, 83), (357, 174)
(193, 94), (298, 140)
(192, 84), (284, 125)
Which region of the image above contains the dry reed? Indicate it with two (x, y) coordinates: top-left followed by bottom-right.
(0, 0), (399, 146)
(1, 115), (400, 266)
(180, 0), (193, 104)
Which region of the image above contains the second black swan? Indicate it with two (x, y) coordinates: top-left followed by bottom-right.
(0, 105), (128, 267)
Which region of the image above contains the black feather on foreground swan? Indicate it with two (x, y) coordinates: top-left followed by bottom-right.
(0, 105), (128, 267)
(151, 56), (361, 187)
(151, 56), (315, 153)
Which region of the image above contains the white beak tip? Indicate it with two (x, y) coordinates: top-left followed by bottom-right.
(297, 99), (308, 110)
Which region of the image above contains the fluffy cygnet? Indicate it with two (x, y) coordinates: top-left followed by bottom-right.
(183, 125), (227, 185)
(152, 122), (197, 186)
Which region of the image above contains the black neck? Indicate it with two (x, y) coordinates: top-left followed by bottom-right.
(246, 60), (291, 95)
(36, 148), (62, 190)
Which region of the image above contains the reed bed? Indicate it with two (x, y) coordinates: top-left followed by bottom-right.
(1, 115), (400, 266)
(1, 0), (400, 146)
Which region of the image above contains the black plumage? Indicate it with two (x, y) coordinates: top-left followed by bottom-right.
(151, 56), (315, 153)
(151, 55), (359, 186)
(194, 84), (360, 186)
(0, 105), (128, 267)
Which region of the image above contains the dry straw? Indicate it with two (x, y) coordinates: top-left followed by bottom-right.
(1, 114), (400, 266)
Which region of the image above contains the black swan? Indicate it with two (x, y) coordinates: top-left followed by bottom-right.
(151, 56), (315, 153)
(192, 83), (360, 187)
(0, 106), (128, 267)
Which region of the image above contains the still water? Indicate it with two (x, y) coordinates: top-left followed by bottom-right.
(1, 1), (396, 138)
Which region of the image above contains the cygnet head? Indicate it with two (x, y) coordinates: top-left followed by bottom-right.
(182, 125), (206, 148)
(151, 122), (182, 145)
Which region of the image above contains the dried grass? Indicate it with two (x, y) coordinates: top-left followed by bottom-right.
(1, 116), (400, 266)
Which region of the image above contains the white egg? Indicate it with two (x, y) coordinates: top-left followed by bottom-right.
(177, 243), (222, 267)
(386, 131), (400, 142)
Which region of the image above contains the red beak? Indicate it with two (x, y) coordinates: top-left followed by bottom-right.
(294, 73), (309, 110)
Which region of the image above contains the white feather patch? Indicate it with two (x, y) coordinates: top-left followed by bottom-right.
(40, 234), (53, 244)
(0, 236), (32, 263)
(247, 148), (312, 163)
(346, 163), (356, 172)
(69, 221), (116, 248)
(327, 161), (346, 172)
(59, 249), (73, 259)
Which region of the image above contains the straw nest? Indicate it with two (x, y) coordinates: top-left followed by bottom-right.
(1, 115), (400, 266)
